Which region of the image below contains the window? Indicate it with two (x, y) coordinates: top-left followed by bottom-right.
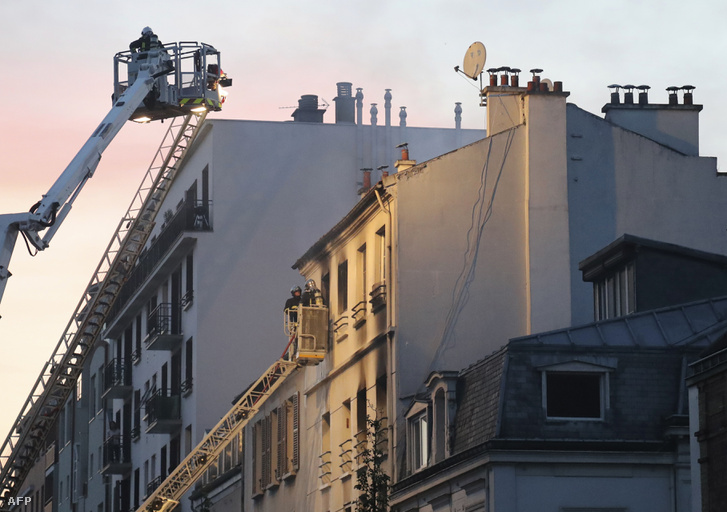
(185, 253), (194, 306)
(594, 263), (634, 320)
(338, 260), (348, 314)
(375, 226), (386, 284)
(410, 411), (429, 472)
(76, 374), (83, 402)
(357, 244), (367, 306)
(541, 362), (611, 420)
(546, 373), (602, 419)
(184, 338), (193, 393)
(134, 315), (142, 363)
(252, 393), (300, 496)
(89, 374), (96, 418)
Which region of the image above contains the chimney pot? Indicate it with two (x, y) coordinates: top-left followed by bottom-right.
(553, 81), (563, 93)
(667, 86), (679, 106)
(682, 85), (695, 105)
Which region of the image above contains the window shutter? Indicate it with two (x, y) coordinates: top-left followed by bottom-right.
(292, 392), (300, 471)
(278, 405), (287, 476)
(252, 422), (259, 494)
(262, 416), (271, 487)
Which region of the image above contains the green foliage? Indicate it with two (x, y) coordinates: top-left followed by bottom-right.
(354, 414), (390, 512)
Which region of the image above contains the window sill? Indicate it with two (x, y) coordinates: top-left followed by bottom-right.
(546, 415), (604, 422)
(282, 471), (296, 481)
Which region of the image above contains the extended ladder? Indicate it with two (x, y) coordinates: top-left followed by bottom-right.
(139, 359), (297, 512)
(0, 112), (207, 508)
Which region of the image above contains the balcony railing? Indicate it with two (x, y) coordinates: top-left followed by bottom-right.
(369, 281), (386, 312)
(145, 476), (163, 499)
(145, 302), (183, 350)
(103, 359), (132, 399)
(145, 390), (181, 434)
(102, 435), (131, 474)
(319, 450), (331, 486)
(354, 428), (368, 465)
(108, 200), (212, 323)
(339, 439), (353, 475)
(352, 301), (366, 329)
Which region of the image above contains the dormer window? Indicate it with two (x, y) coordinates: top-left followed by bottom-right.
(593, 263), (634, 321)
(540, 361), (613, 421)
(408, 406), (430, 472)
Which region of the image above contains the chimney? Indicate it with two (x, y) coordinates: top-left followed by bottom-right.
(623, 85), (635, 105)
(608, 84), (621, 105)
(358, 168), (372, 195)
(394, 143), (416, 173)
(384, 89), (392, 127)
(637, 85), (650, 105)
(602, 84), (702, 156)
(334, 82), (355, 124)
(355, 88), (364, 125)
(682, 85), (695, 105)
(291, 94), (325, 123)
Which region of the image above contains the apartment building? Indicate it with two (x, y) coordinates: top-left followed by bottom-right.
(209, 71), (727, 512)
(45, 81), (485, 512)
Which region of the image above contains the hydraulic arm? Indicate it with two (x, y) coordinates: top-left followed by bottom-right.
(0, 53), (171, 306)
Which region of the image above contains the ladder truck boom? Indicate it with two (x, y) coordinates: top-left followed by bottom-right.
(0, 55), (168, 305)
(0, 39), (231, 509)
(140, 359), (298, 512)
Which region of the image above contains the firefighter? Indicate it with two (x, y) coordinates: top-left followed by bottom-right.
(284, 286), (302, 324)
(301, 279), (323, 306)
(130, 27), (163, 53)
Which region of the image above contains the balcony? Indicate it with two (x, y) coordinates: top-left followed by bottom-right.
(145, 476), (163, 500)
(107, 200), (212, 327)
(144, 303), (183, 351)
(339, 438), (353, 476)
(318, 450), (331, 487)
(102, 359), (132, 399)
(352, 301), (366, 329)
(102, 435), (132, 475)
(145, 390), (181, 434)
(369, 281), (386, 313)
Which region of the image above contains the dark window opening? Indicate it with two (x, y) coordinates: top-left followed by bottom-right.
(546, 372), (602, 419)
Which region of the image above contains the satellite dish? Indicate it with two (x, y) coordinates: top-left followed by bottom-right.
(462, 41), (486, 80)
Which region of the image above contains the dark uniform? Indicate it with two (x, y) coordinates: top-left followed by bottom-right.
(130, 27), (162, 53)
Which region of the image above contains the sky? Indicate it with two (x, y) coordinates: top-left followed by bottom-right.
(0, 0), (724, 449)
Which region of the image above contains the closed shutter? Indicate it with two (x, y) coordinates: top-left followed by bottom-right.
(278, 405), (287, 476)
(292, 392), (300, 471)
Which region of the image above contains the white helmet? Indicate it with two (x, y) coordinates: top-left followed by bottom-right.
(142, 27), (153, 36)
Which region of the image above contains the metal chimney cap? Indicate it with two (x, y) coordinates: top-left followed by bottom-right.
(509, 68), (521, 74)
(636, 85), (650, 91)
(666, 86), (679, 92)
(607, 84), (622, 90)
(529, 68), (543, 75)
(623, 84), (635, 91)
(681, 85), (696, 92)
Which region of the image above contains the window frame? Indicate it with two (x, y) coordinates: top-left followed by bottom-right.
(541, 362), (612, 421)
(406, 401), (431, 473)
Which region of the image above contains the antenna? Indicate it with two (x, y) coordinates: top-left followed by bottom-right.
(461, 41), (487, 80)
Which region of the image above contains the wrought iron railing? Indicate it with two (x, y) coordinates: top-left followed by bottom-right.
(104, 358), (131, 391)
(108, 200), (212, 322)
(145, 390), (181, 425)
(146, 303), (181, 340)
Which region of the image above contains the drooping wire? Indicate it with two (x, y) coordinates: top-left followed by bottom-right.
(429, 128), (516, 371)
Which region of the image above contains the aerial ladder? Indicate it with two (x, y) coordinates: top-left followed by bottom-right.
(139, 304), (329, 512)
(0, 40), (230, 508)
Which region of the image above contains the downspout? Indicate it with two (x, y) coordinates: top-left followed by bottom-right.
(374, 184), (396, 482)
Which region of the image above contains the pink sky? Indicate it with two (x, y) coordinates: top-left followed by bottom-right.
(1, 0), (725, 445)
